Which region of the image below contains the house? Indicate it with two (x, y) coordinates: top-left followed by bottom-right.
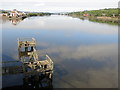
(9, 9), (19, 17)
(9, 9), (27, 18)
(83, 14), (90, 17)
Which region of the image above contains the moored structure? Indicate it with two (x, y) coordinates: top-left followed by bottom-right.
(2, 38), (53, 88)
(18, 38), (54, 79)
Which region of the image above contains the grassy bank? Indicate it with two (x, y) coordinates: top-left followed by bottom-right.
(68, 8), (119, 25)
(89, 17), (119, 25)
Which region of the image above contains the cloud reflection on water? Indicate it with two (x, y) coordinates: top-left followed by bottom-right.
(6, 42), (118, 88)
(36, 43), (118, 88)
(2, 15), (117, 35)
(2, 15), (118, 88)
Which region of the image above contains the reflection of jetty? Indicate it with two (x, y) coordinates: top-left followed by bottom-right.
(2, 38), (53, 88)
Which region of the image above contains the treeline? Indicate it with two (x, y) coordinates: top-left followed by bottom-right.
(28, 13), (51, 16)
(1, 10), (9, 13)
(68, 8), (119, 17)
(68, 8), (119, 25)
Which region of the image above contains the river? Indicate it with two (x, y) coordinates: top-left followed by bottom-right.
(1, 15), (118, 88)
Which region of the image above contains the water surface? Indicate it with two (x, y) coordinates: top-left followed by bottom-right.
(1, 15), (118, 88)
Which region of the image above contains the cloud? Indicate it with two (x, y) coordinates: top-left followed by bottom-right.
(37, 43), (118, 64)
(34, 3), (45, 6)
(53, 65), (118, 88)
(1, 0), (119, 3)
(0, 0), (119, 12)
(3, 16), (117, 35)
(45, 43), (117, 88)
(47, 43), (118, 88)
(2, 36), (118, 88)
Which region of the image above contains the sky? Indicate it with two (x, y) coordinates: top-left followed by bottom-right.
(0, 0), (119, 13)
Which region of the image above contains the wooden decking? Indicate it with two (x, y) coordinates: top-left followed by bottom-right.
(18, 38), (36, 48)
(18, 38), (53, 78)
(2, 38), (53, 88)
(3, 37), (54, 76)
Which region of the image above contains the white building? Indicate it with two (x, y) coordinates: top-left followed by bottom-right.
(9, 9), (26, 17)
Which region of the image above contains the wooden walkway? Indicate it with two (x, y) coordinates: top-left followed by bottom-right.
(2, 38), (54, 88)
(17, 38), (53, 78)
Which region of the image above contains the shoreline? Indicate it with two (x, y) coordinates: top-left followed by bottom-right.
(68, 15), (119, 25)
(88, 16), (119, 25)
(68, 8), (119, 25)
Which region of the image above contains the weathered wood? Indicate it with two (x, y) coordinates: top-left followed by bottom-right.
(18, 38), (36, 48)
(17, 38), (53, 76)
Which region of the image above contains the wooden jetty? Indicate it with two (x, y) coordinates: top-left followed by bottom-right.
(2, 38), (53, 88)
(18, 38), (53, 79)
(18, 38), (36, 48)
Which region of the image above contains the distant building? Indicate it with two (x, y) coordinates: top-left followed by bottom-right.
(83, 14), (90, 17)
(9, 9), (19, 17)
(9, 9), (26, 18)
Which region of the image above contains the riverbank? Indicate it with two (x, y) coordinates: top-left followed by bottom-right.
(68, 8), (119, 25)
(0, 9), (52, 18)
(88, 16), (119, 25)
(27, 12), (51, 16)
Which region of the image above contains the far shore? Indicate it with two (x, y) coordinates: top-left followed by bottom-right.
(68, 8), (119, 25)
(1, 8), (119, 26)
